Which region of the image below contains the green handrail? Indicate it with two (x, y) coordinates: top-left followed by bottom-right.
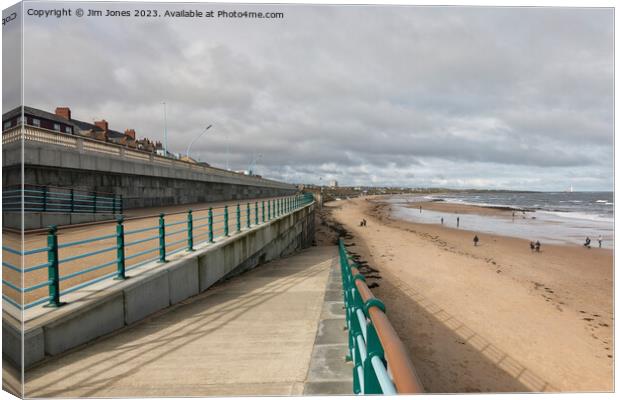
(158, 213), (167, 262)
(46, 225), (61, 307)
(187, 210), (194, 251)
(224, 205), (229, 236)
(5, 194), (315, 310)
(115, 217), (126, 280)
(236, 204), (241, 233)
(208, 208), (214, 243)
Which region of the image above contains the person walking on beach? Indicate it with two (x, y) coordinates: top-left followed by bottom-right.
(363, 219), (367, 227)
(441, 217), (444, 225)
(419, 205), (422, 213)
(584, 237), (591, 248)
(473, 235), (479, 246)
(598, 235), (602, 248)
(535, 241), (541, 252)
(457, 216), (460, 228)
(530, 241), (535, 252)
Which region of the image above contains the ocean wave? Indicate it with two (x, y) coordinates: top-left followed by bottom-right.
(538, 210), (613, 224)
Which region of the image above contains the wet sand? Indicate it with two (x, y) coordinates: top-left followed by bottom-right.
(325, 196), (613, 392)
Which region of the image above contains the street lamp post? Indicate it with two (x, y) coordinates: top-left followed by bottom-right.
(162, 101), (168, 156)
(186, 125), (212, 160)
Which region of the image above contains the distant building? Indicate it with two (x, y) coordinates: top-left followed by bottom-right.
(329, 180), (338, 188)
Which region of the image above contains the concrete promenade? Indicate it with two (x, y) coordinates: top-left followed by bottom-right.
(24, 246), (352, 397)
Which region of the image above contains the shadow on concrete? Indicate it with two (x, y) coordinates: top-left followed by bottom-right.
(344, 238), (558, 393)
(2, 356), (22, 397)
(25, 249), (334, 397)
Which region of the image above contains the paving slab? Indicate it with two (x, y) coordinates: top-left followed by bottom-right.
(24, 246), (338, 397)
(303, 258), (353, 395)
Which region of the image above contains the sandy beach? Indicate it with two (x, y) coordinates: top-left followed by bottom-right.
(321, 196), (613, 392)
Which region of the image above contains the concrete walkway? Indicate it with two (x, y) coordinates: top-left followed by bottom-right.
(25, 246), (350, 397)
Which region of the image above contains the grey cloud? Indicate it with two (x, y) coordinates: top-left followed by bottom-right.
(16, 3), (613, 191)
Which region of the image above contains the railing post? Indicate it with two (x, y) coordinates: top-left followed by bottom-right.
(268, 200), (271, 220)
(246, 203), (251, 228)
(236, 203), (241, 233)
(112, 195), (117, 215)
(70, 188), (75, 212)
(42, 186), (47, 212)
(46, 225), (61, 307)
(363, 321), (385, 394)
(208, 208), (214, 243)
(255, 202), (259, 225)
(260, 200), (265, 223)
(119, 194), (124, 214)
(115, 217), (126, 280)
(187, 209), (194, 251)
(93, 191), (97, 214)
(158, 213), (167, 262)
(224, 205), (229, 236)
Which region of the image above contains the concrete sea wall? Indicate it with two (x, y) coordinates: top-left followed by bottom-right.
(2, 139), (296, 210)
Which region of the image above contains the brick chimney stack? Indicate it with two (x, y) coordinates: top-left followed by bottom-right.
(124, 129), (136, 140)
(94, 119), (109, 132)
(55, 107), (71, 120)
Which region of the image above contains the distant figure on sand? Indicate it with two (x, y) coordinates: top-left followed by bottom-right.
(473, 235), (479, 246)
(598, 235), (602, 248)
(457, 216), (460, 228)
(530, 241), (535, 252)
(512, 212), (515, 222)
(584, 237), (591, 248)
(535, 241), (541, 252)
(419, 205), (422, 213)
(363, 219), (367, 227)
(441, 217), (444, 225)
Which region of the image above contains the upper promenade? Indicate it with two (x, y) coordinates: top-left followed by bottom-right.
(2, 125), (296, 213)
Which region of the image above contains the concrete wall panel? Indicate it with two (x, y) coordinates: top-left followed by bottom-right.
(168, 258), (200, 305)
(123, 270), (170, 325)
(44, 293), (125, 356)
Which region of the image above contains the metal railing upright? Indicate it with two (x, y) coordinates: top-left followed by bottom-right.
(339, 238), (424, 395)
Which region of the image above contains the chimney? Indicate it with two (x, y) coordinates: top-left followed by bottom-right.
(55, 107), (71, 120)
(124, 129), (136, 140)
(94, 119), (108, 132)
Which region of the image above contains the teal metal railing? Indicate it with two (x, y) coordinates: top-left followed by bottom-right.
(2, 184), (122, 214)
(2, 193), (314, 310)
(339, 239), (424, 394)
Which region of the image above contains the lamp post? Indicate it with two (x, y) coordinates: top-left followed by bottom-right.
(186, 125), (212, 160)
(162, 101), (168, 156)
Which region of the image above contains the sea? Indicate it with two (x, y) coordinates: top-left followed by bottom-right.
(385, 191), (614, 248)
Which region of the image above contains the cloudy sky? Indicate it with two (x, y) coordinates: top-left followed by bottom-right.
(4, 2), (614, 190)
